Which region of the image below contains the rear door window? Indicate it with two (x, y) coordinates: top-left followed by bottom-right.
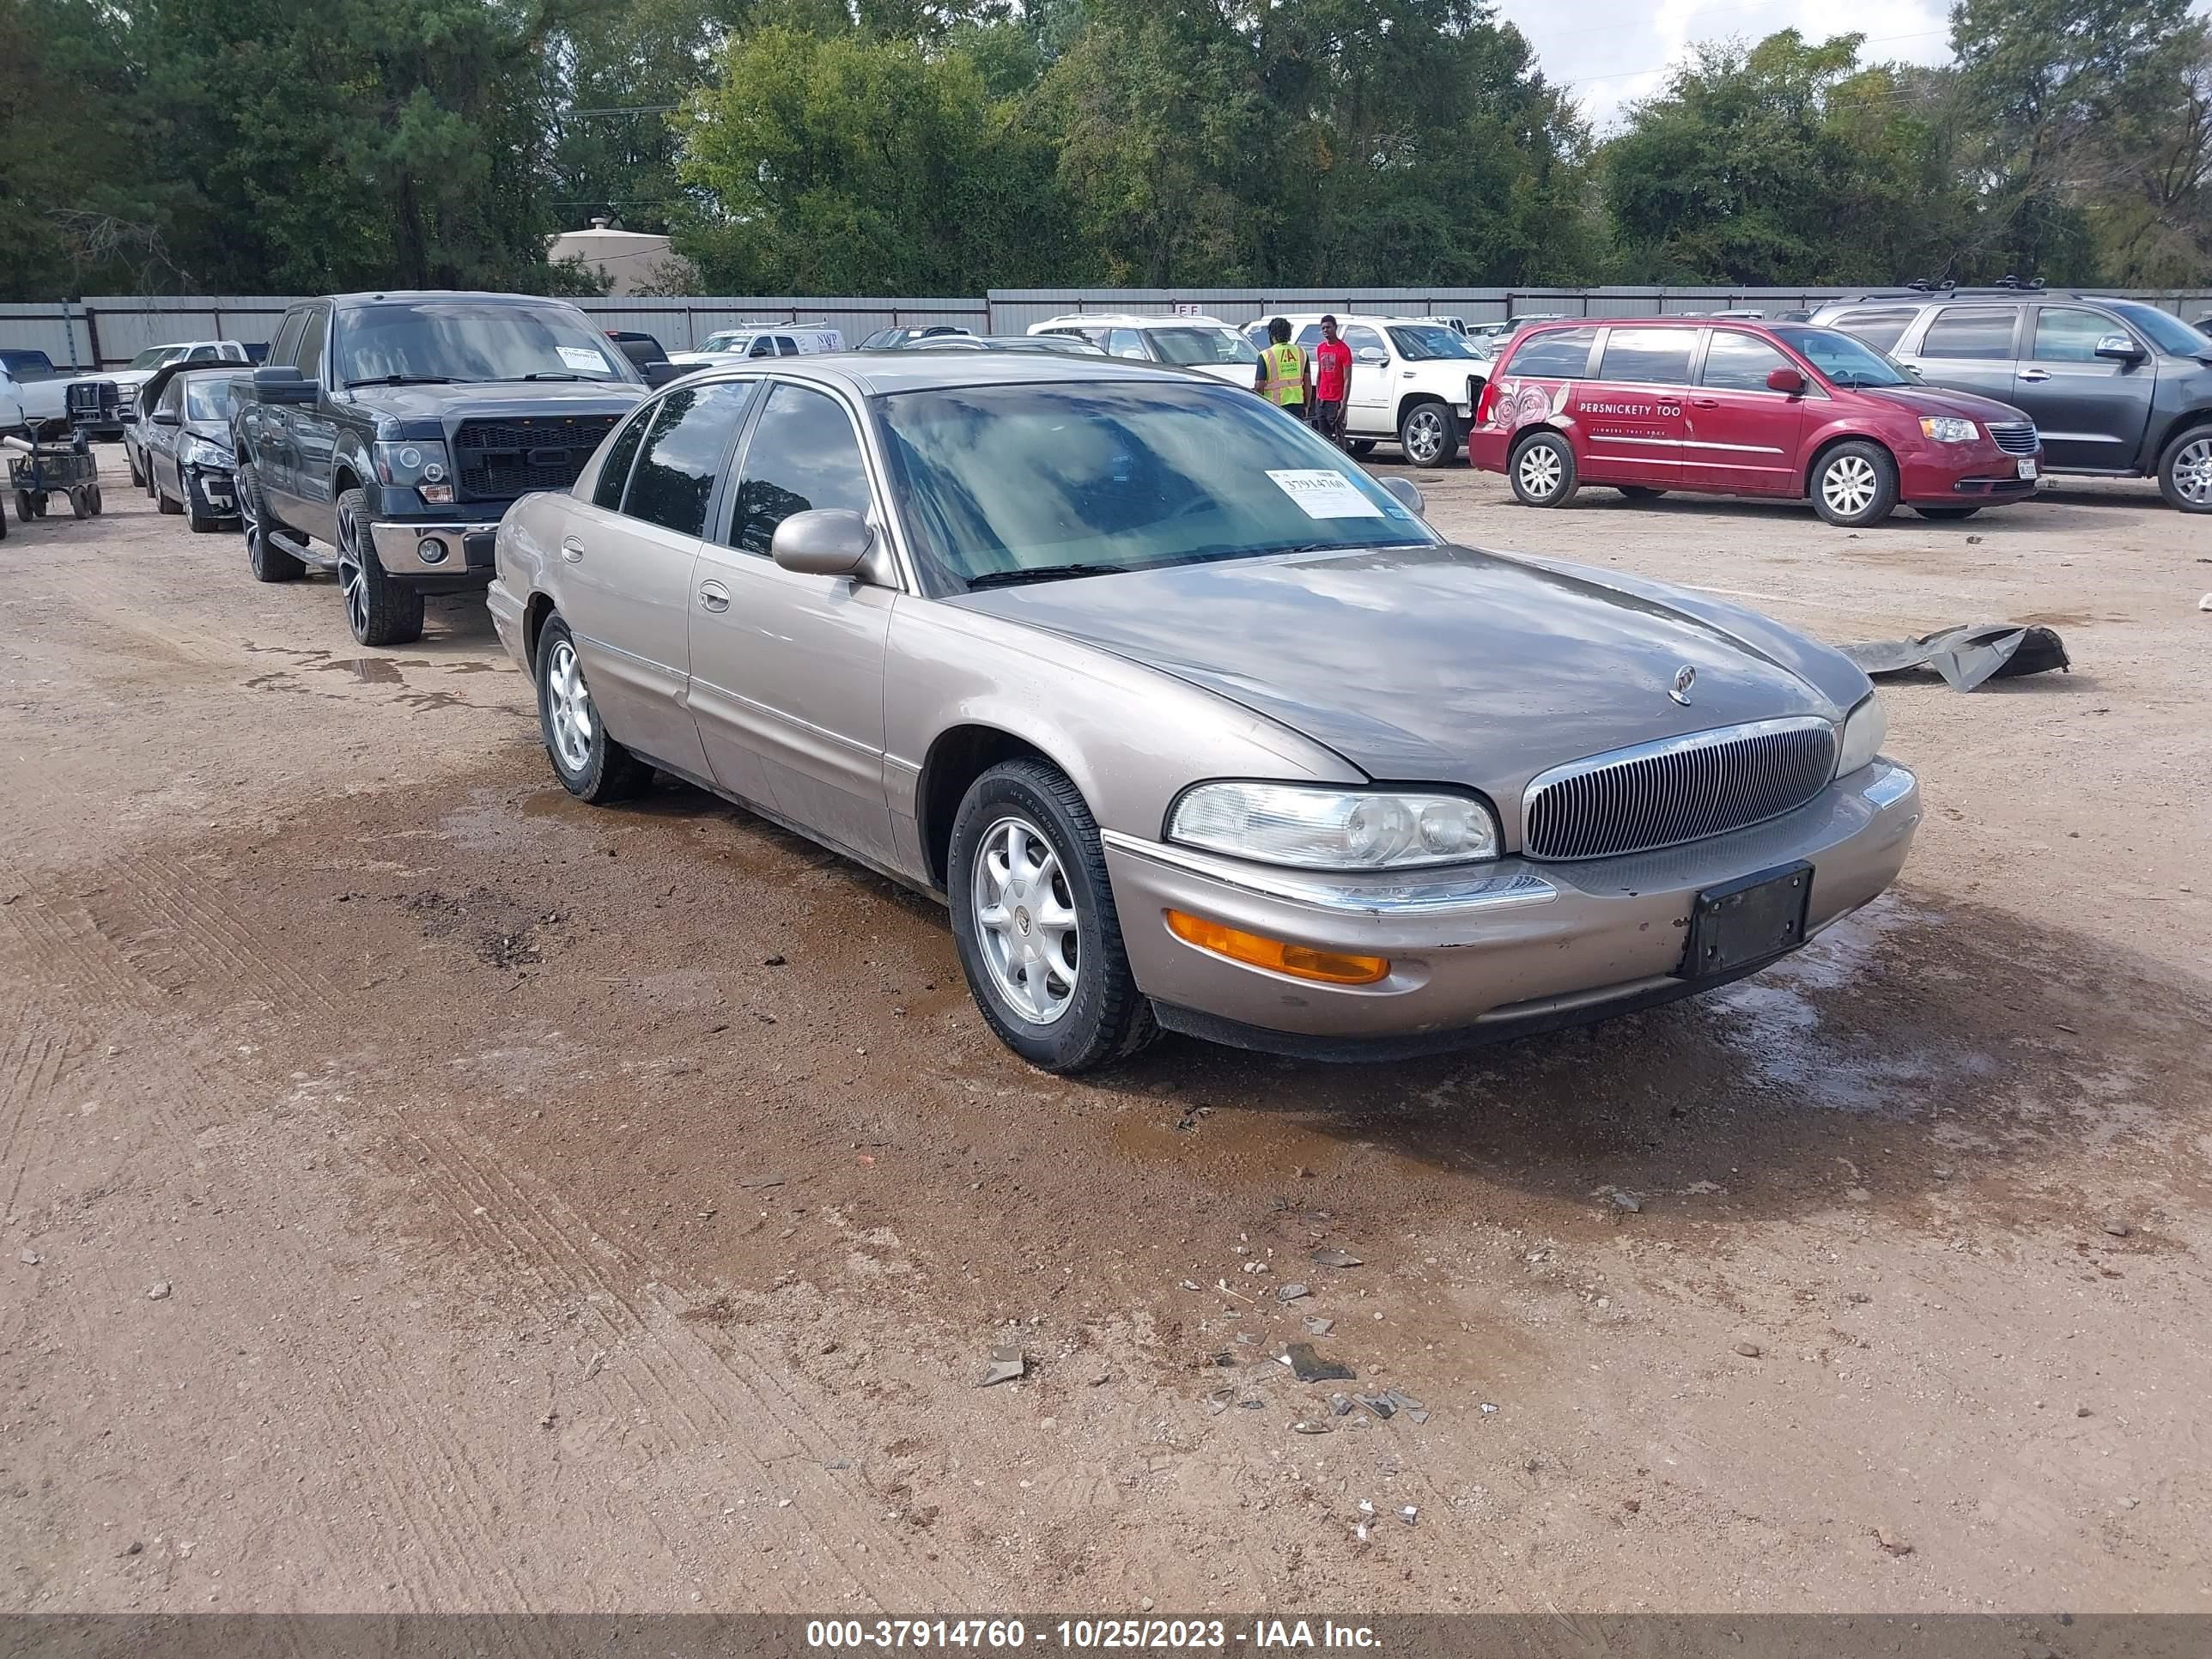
(1919, 307), (2020, 359)
(727, 383), (875, 556)
(1700, 331), (1793, 392)
(1507, 327), (1596, 379)
(620, 380), (757, 534)
(1597, 327), (1696, 385)
(590, 404), (657, 510)
(774, 337), (799, 356)
(1827, 308), (1918, 352)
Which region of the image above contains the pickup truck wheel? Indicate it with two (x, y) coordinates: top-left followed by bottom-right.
(335, 487), (424, 647)
(238, 462), (304, 582)
(1508, 430), (1578, 507)
(948, 759), (1156, 1075)
(1811, 441), (1899, 526)
(1398, 399), (1459, 468)
(2155, 428), (2212, 512)
(536, 617), (653, 805)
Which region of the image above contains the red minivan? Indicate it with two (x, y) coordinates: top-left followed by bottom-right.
(1467, 318), (2044, 526)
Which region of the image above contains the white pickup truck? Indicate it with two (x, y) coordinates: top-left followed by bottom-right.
(0, 349), (81, 433)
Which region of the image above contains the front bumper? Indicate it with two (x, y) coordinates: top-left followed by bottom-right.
(1102, 760), (1920, 1058)
(186, 465), (236, 519)
(368, 519), (500, 586)
(1899, 445), (2042, 504)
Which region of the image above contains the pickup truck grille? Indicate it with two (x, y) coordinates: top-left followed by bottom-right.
(453, 415), (623, 500)
(1522, 717), (1838, 861)
(1986, 422), (2039, 456)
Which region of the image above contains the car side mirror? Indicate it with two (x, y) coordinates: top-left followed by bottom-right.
(1765, 366), (1806, 395)
(771, 508), (875, 578)
(252, 365), (319, 404)
(643, 361), (686, 386)
(152, 410), (181, 427)
(1356, 347), (1387, 364)
(1380, 477), (1425, 516)
(2094, 334), (2143, 362)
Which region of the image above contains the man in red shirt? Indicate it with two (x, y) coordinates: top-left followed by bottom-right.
(1311, 315), (1353, 447)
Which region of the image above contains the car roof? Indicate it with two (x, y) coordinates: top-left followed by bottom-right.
(678, 351), (1196, 398)
(1257, 313), (1458, 327)
(324, 289), (588, 308)
(1033, 313), (1233, 329)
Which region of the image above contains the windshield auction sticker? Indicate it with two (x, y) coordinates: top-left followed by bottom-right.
(1266, 469), (1384, 518)
(557, 346), (610, 373)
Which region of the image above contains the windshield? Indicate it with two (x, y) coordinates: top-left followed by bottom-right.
(183, 379), (234, 422)
(336, 301), (635, 386)
(129, 347), (185, 370)
(1388, 325), (1484, 362)
(1147, 326), (1260, 368)
(2108, 301), (2208, 356)
(1774, 325), (1911, 388)
(877, 381), (1433, 590)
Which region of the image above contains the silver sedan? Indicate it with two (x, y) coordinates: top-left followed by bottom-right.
(489, 354), (1919, 1073)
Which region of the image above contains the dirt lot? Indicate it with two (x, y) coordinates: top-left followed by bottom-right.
(2, 460), (2208, 1616)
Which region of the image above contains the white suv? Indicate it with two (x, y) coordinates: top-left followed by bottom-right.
(1024, 313), (1258, 387)
(1243, 313), (1491, 466)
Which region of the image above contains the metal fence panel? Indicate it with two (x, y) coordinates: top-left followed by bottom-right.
(0, 305), (93, 368)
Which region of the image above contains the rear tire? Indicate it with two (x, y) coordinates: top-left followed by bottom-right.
(2154, 426), (2212, 512)
(239, 460), (305, 582)
(335, 486), (423, 647)
(1397, 398), (1460, 469)
(126, 449), (144, 489)
(1810, 441), (1899, 527)
(947, 758), (1156, 1074)
(1508, 429), (1579, 507)
(1913, 505), (1980, 520)
(536, 617), (653, 805)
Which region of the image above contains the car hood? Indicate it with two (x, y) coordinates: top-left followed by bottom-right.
(349, 380), (648, 423)
(182, 418), (232, 447)
(1854, 383), (2030, 425)
(950, 544), (1866, 805)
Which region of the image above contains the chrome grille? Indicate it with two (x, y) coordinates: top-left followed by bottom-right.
(453, 415), (622, 501)
(1522, 717), (1838, 861)
(1987, 422), (2039, 456)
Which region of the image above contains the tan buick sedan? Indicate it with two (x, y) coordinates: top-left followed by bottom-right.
(488, 354), (1920, 1073)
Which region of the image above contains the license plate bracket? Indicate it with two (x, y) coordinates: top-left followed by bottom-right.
(2017, 457), (2038, 480)
(1677, 861), (1814, 980)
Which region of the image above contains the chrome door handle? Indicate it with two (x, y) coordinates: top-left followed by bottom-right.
(560, 538), (585, 562)
(2019, 369), (2051, 381)
(699, 580), (731, 612)
(1691, 397), (1719, 407)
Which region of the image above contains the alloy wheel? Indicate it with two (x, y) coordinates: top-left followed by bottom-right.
(544, 639), (595, 775)
(971, 815), (1080, 1025)
(1517, 444), (1563, 499)
(2172, 437), (2212, 506)
(1822, 454), (1878, 518)
(1404, 407), (1447, 466)
(336, 501), (370, 640)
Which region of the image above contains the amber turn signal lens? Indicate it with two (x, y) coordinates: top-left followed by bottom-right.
(1164, 909), (1389, 986)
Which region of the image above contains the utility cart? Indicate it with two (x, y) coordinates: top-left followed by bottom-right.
(9, 435), (103, 522)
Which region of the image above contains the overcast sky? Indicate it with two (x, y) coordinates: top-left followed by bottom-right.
(1492, 0), (1955, 130)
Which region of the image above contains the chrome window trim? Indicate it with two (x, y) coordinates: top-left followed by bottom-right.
(1100, 829), (1556, 917)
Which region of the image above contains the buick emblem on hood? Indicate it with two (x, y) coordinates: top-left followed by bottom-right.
(1668, 665), (1697, 706)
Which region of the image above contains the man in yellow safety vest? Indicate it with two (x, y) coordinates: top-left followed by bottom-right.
(1252, 316), (1313, 422)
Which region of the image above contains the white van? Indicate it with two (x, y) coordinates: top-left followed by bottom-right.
(1023, 313), (1258, 387)
(668, 325), (845, 368)
(1240, 313), (1491, 467)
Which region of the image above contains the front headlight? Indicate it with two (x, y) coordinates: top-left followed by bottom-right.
(374, 439), (454, 505)
(179, 435), (232, 469)
(1918, 416), (1978, 444)
(1836, 694), (1887, 777)
(1169, 781), (1500, 869)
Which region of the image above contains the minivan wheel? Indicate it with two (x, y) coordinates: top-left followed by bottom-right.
(2155, 427), (2212, 512)
(334, 487), (424, 647)
(1811, 441), (1899, 526)
(536, 617), (653, 805)
(1398, 399), (1459, 468)
(1508, 430), (1578, 507)
(947, 759), (1156, 1075)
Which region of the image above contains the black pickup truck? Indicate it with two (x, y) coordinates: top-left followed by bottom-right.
(230, 291), (666, 645)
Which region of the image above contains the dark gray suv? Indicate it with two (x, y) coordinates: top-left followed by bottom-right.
(1810, 289), (2212, 511)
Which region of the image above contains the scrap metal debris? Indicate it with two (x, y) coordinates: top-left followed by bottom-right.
(1310, 1248), (1364, 1268)
(1838, 623), (2069, 691)
(977, 1346), (1026, 1388)
(1279, 1342), (1357, 1382)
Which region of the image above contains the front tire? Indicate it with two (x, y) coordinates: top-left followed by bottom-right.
(239, 460), (305, 581)
(1397, 399), (1460, 469)
(947, 759), (1155, 1074)
(1811, 441), (1899, 526)
(127, 449), (145, 489)
(335, 486), (423, 647)
(2155, 426), (2212, 512)
(1508, 429), (1579, 507)
(185, 475), (220, 532)
(536, 617), (653, 805)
